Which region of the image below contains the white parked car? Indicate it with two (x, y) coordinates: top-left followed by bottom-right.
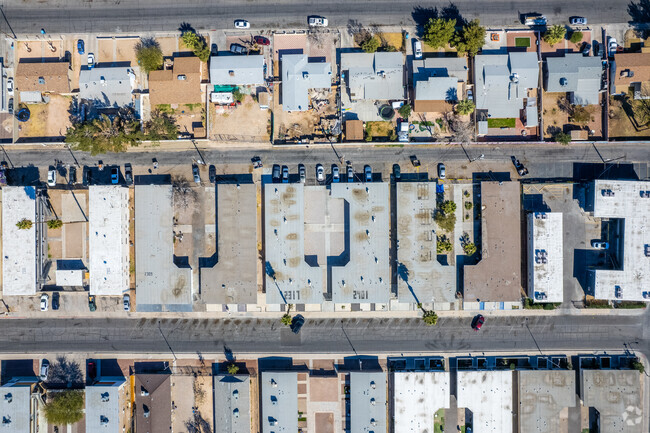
(234, 20), (250, 29)
(123, 294), (130, 312)
(6, 77), (13, 96)
(316, 164), (325, 182)
(47, 167), (56, 186)
(40, 293), (49, 312)
(592, 240), (609, 250)
(87, 52), (95, 68)
(413, 40), (423, 59)
(308, 16), (328, 27)
(608, 38), (618, 56)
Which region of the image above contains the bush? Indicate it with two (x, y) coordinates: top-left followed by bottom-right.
(47, 219), (63, 229)
(423, 17), (456, 49)
(554, 131), (571, 145)
(509, 363), (516, 370)
(135, 38), (163, 73)
(463, 242), (476, 255)
(389, 130), (397, 141)
(361, 37), (380, 53)
(398, 104), (412, 119)
(441, 200), (456, 215)
(570, 105), (592, 124)
(543, 25), (566, 46)
(569, 31), (583, 44)
(44, 390), (84, 425)
(456, 99), (475, 115)
(233, 88), (245, 103)
(281, 314), (292, 326)
(632, 360), (645, 374)
(437, 237), (452, 253)
(451, 19), (486, 56)
(16, 219), (32, 230)
(464, 201), (473, 210)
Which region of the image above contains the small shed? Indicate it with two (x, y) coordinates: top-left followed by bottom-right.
(258, 91), (270, 110)
(570, 129), (589, 141)
(345, 120), (364, 141)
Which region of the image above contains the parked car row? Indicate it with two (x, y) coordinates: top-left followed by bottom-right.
(272, 163), (374, 183)
(234, 16), (328, 30)
(40, 292), (130, 312)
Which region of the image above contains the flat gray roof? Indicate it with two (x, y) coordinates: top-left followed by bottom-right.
(261, 371), (297, 433)
(397, 182), (456, 306)
(592, 180), (650, 301)
(210, 55), (265, 86)
(415, 76), (460, 101)
(85, 380), (125, 433)
(0, 383), (31, 433)
(412, 57), (468, 82)
(79, 67), (135, 108)
(201, 184), (257, 304)
(393, 371), (450, 433)
(213, 374), (250, 433)
(474, 52), (538, 118)
(330, 183), (390, 304)
(518, 370), (576, 433)
(527, 212), (563, 303)
(341, 52), (405, 100)
(545, 54), (601, 105)
(350, 371), (387, 433)
(281, 54), (332, 111)
(581, 370), (642, 433)
(264, 184), (324, 304)
(89, 186), (130, 296)
(135, 185), (192, 312)
(457, 371), (513, 433)
(2, 187), (37, 296)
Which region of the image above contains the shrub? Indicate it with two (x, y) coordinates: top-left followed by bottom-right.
(463, 242), (476, 255)
(233, 88), (245, 103)
(441, 200), (457, 215)
(569, 31), (583, 44)
(361, 37), (380, 53)
(554, 131), (571, 145)
(398, 104), (412, 119)
(632, 360), (645, 374)
(281, 314), (292, 326)
(437, 237), (452, 253)
(464, 201), (473, 210)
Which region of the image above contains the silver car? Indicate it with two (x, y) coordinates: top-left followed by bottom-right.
(316, 164), (324, 182)
(192, 164), (201, 184)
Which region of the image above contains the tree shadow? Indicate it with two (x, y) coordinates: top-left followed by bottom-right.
(184, 410), (212, 433)
(346, 19), (364, 37)
(411, 6), (439, 36)
(223, 346), (235, 363)
(440, 2), (466, 27)
(628, 0), (650, 36)
(47, 356), (83, 389)
(179, 22), (196, 34)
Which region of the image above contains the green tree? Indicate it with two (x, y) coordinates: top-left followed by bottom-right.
(463, 242), (477, 255)
(452, 19), (486, 56)
(422, 310), (438, 326)
(281, 314), (292, 326)
(464, 201), (473, 210)
(632, 359), (645, 374)
(441, 200), (457, 215)
(422, 17), (456, 49)
(455, 99), (475, 115)
(65, 111), (142, 155)
(543, 25), (567, 46)
(554, 131), (571, 145)
(47, 219), (63, 229)
(569, 31), (583, 44)
(226, 363), (239, 375)
(398, 104), (412, 118)
(361, 37), (380, 53)
(437, 237), (452, 253)
(44, 390), (84, 425)
(233, 88), (245, 103)
(144, 110), (179, 141)
(16, 219), (32, 230)
(135, 39), (163, 73)
(180, 31), (210, 62)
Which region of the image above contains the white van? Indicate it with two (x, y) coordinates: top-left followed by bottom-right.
(414, 40), (423, 59)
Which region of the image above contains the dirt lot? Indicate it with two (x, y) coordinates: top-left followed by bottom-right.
(98, 38), (114, 64)
(171, 372), (213, 433)
(157, 37), (179, 57)
(608, 94), (650, 139)
(542, 92), (603, 139)
(210, 94), (270, 141)
(274, 88), (336, 143)
(16, 39), (63, 61)
(18, 95), (72, 140)
(115, 38), (139, 64)
(159, 103), (205, 137)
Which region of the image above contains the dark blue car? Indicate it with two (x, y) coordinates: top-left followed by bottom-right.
(77, 39), (84, 55)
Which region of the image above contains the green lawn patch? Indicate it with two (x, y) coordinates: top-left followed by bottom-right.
(434, 409), (445, 433)
(487, 118), (516, 128)
(515, 37), (531, 48)
(366, 121), (393, 137)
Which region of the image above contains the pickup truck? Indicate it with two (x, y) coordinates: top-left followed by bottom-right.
(511, 156), (529, 176)
(397, 119), (410, 142)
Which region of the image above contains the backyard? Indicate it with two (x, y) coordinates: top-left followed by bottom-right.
(608, 94), (650, 139)
(210, 93), (271, 142)
(365, 121), (395, 141)
(17, 95), (72, 141)
(542, 93), (603, 139)
(157, 103), (205, 138)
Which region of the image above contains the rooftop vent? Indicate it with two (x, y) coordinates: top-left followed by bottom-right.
(643, 291), (650, 299)
(140, 386), (149, 396)
(559, 77), (568, 87)
(601, 189), (615, 197)
(177, 74), (187, 81)
(510, 73), (519, 83)
(38, 77), (45, 85)
(640, 190), (650, 198)
(233, 408), (239, 418)
(534, 212), (547, 219)
(100, 415), (109, 425)
(2, 416), (10, 425)
(229, 70), (235, 76)
(615, 285), (622, 299)
(370, 398), (376, 405)
(143, 405), (150, 418)
(101, 392), (110, 402)
(4, 393), (12, 403)
(370, 381), (376, 389)
(233, 389), (239, 399)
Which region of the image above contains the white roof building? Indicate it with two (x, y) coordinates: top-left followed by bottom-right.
(261, 372), (297, 433)
(2, 187), (37, 296)
(527, 212), (563, 303)
(350, 371), (387, 433)
(85, 378), (125, 433)
(592, 180), (650, 301)
(281, 54), (332, 111)
(89, 186), (130, 296)
(0, 379), (35, 433)
(457, 371), (513, 433)
(341, 52), (405, 101)
(210, 55), (265, 86)
(393, 371), (450, 433)
(79, 66), (136, 108)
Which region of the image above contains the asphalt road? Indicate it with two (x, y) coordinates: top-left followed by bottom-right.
(0, 0), (636, 35)
(0, 312), (647, 357)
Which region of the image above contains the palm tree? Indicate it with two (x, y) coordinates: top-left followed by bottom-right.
(281, 304), (293, 326)
(422, 310), (438, 326)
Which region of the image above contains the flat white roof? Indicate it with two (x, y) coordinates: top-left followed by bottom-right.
(350, 372), (387, 433)
(261, 372), (297, 433)
(86, 381), (124, 433)
(2, 187), (36, 296)
(518, 370), (576, 433)
(135, 185), (192, 312)
(393, 371), (450, 433)
(0, 384), (31, 432)
(527, 212), (563, 303)
(55, 269), (84, 287)
(89, 186), (130, 296)
(592, 180), (650, 301)
(330, 183), (390, 303)
(396, 182), (456, 305)
(457, 371), (513, 433)
(581, 370), (642, 433)
(264, 184), (324, 304)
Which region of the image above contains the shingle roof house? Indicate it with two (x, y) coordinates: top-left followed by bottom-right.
(281, 54), (331, 111)
(612, 52), (650, 98)
(15, 61), (71, 96)
(474, 52), (539, 118)
(341, 52), (404, 101)
(149, 56), (203, 106)
(545, 53), (602, 105)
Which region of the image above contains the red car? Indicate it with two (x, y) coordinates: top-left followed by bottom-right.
(254, 36), (270, 46)
(472, 315), (485, 331)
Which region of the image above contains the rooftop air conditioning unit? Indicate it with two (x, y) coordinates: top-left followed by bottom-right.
(100, 416), (109, 425)
(177, 74), (187, 81)
(560, 77), (568, 87)
(101, 392), (110, 402)
(4, 393), (12, 403)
